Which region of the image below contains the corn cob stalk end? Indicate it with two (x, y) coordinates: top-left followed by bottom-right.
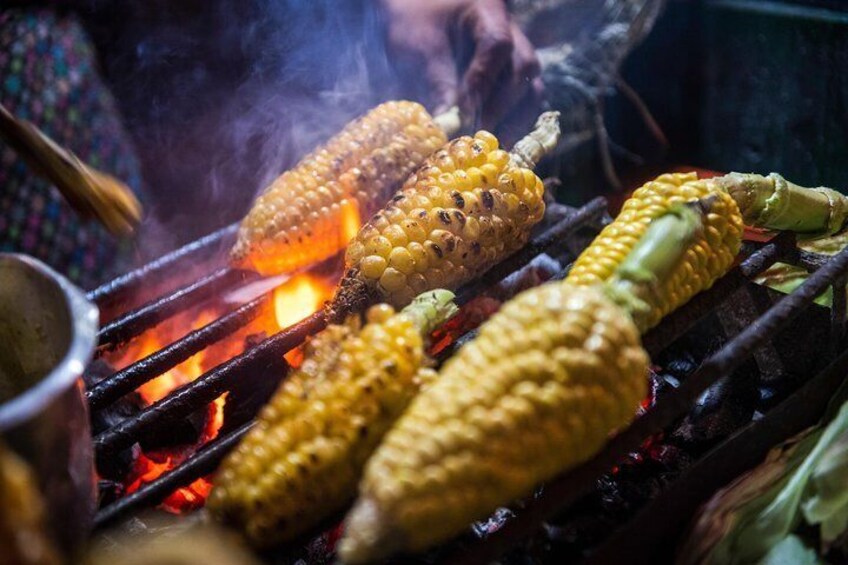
(326, 268), (383, 323)
(509, 111), (561, 169)
(718, 172), (848, 235)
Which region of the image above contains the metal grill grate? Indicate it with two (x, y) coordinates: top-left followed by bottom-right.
(84, 196), (848, 562)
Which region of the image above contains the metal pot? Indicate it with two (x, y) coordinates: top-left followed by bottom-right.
(0, 253), (98, 554)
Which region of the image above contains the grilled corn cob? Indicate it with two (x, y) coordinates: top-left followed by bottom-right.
(231, 101), (447, 275)
(208, 290), (458, 547)
(567, 172), (744, 330)
(567, 171), (846, 330)
(340, 200), (737, 562)
(329, 111), (561, 319)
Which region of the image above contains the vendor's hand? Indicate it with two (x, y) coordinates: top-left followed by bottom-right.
(380, 0), (543, 130)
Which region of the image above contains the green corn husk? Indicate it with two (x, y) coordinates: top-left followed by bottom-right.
(760, 535), (824, 565)
(756, 229), (848, 308)
(679, 401), (848, 565)
(803, 432), (848, 544)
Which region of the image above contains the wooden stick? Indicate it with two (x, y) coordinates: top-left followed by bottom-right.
(0, 102), (142, 237)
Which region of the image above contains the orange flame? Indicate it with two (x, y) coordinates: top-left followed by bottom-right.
(273, 274), (336, 366)
(340, 198), (361, 245)
(113, 308), (231, 513)
(112, 201), (359, 513)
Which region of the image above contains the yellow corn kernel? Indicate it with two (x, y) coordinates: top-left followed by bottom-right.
(330, 128), (550, 318)
(209, 291), (457, 547)
(566, 173), (744, 330)
(231, 101), (446, 275)
(339, 283), (648, 562)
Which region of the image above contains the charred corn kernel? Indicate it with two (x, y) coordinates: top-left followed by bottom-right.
(566, 172), (744, 330)
(330, 113), (561, 318)
(231, 101), (446, 275)
(208, 291), (457, 547)
(339, 283), (649, 563)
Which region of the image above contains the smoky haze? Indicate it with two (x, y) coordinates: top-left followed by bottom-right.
(85, 0), (415, 257)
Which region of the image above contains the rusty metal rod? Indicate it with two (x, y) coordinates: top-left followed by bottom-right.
(94, 422), (252, 529)
(87, 295), (268, 411)
(97, 267), (257, 348)
(94, 311), (327, 458)
(87, 224), (237, 313)
(445, 242), (848, 565)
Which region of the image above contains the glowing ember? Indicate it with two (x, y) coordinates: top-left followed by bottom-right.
(123, 397), (226, 513)
(109, 307), (234, 513)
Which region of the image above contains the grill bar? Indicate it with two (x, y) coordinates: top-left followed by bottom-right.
(94, 422), (252, 529)
(97, 267), (257, 348)
(92, 200), (609, 525)
(87, 295), (268, 411)
(94, 311), (327, 457)
(92, 201), (607, 459)
(445, 243), (848, 565)
(87, 224), (237, 314)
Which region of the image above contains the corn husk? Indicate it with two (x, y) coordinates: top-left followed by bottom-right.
(0, 102), (141, 237)
(760, 535), (823, 565)
(755, 229), (848, 308)
(679, 401), (848, 564)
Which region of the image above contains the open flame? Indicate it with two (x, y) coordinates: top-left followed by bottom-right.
(116, 309), (234, 513)
(273, 274), (335, 329)
(113, 204), (359, 513)
(273, 273), (336, 367)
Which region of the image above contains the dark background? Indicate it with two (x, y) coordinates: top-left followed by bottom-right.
(607, 0), (848, 193)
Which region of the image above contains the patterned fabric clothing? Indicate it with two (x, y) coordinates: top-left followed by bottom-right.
(0, 8), (143, 289)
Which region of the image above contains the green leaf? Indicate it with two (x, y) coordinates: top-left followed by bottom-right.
(803, 433), (848, 543)
(758, 535), (822, 565)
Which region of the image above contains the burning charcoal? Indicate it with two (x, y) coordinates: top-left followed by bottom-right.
(646, 366), (680, 409)
(138, 405), (208, 452)
(471, 507), (517, 539)
(97, 478), (124, 507)
(221, 332), (287, 434)
(672, 361), (759, 448)
(86, 359), (145, 479)
(662, 353), (699, 380)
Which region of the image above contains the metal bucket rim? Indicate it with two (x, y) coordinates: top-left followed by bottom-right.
(0, 253), (99, 429)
